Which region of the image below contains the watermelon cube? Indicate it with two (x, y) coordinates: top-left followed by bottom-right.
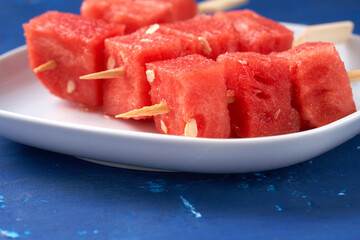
(146, 54), (231, 138)
(81, 0), (197, 34)
(103, 29), (191, 117)
(215, 10), (294, 54)
(23, 11), (125, 107)
(275, 42), (356, 129)
(217, 52), (300, 138)
(158, 14), (239, 59)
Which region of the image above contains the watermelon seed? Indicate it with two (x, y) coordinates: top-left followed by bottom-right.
(146, 70), (155, 83)
(146, 24), (160, 34)
(140, 38), (153, 43)
(226, 90), (235, 103)
(160, 120), (168, 134)
(184, 119), (198, 137)
(274, 109), (281, 120)
(107, 56), (116, 70)
(238, 60), (248, 65)
(198, 37), (212, 55)
(67, 80), (76, 94)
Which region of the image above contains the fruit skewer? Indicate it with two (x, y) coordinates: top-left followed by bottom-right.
(115, 42), (356, 138)
(78, 10), (293, 117)
(33, 18), (355, 76)
(25, 11), (358, 138)
(26, 7), (356, 125)
(29, 0), (247, 74)
(77, 14), (357, 121)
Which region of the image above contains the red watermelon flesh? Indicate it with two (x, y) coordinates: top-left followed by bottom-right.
(217, 52), (300, 138)
(157, 0), (197, 21)
(275, 42), (356, 129)
(103, 30), (191, 117)
(81, 0), (172, 34)
(215, 10), (293, 54)
(81, 0), (197, 34)
(23, 11), (125, 107)
(147, 54), (231, 138)
(158, 14), (239, 60)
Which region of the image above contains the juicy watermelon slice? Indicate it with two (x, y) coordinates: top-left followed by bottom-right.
(275, 42), (356, 129)
(147, 54), (231, 138)
(103, 29), (192, 117)
(23, 11), (125, 107)
(218, 52), (300, 138)
(215, 10), (294, 54)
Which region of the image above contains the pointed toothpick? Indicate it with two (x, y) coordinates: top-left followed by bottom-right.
(115, 103), (170, 119)
(79, 67), (125, 80)
(33, 60), (57, 73)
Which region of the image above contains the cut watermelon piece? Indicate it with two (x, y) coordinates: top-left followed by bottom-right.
(275, 42), (356, 129)
(146, 54), (231, 138)
(217, 52), (300, 138)
(215, 10), (293, 54)
(23, 11), (125, 107)
(158, 14), (239, 59)
(81, 0), (197, 34)
(103, 30), (191, 117)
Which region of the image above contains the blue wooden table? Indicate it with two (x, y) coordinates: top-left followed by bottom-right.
(1, 0), (360, 239)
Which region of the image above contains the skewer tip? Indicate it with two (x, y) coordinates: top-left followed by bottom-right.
(79, 67), (125, 80)
(115, 103), (170, 119)
(33, 60), (57, 73)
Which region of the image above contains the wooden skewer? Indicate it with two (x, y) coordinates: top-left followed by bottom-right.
(33, 60), (57, 73)
(348, 70), (360, 82)
(115, 92), (235, 119)
(293, 21), (354, 46)
(115, 103), (199, 136)
(198, 0), (248, 13)
(115, 103), (170, 118)
(79, 67), (125, 80)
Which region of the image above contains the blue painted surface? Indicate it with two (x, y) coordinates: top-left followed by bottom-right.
(1, 0), (360, 239)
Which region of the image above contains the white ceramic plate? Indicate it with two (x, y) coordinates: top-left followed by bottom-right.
(1, 24), (360, 173)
